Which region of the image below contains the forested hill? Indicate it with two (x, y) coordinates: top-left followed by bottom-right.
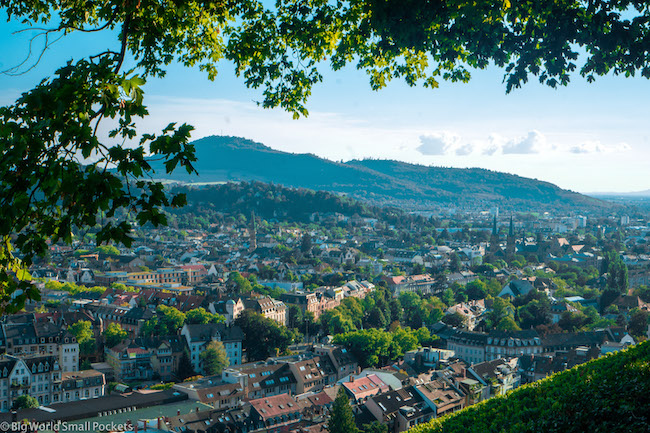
(170, 181), (408, 224)
(150, 135), (610, 212)
(410, 342), (650, 433)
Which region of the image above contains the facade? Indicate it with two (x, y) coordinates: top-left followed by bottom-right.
(181, 324), (244, 374)
(485, 331), (542, 361)
(0, 355), (105, 412)
(60, 369), (106, 403)
(105, 343), (153, 382)
(243, 296), (287, 326)
(1, 316), (80, 373)
(446, 331), (488, 365)
(384, 274), (437, 296)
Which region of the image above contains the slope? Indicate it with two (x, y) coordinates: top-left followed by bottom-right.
(149, 135), (610, 211)
(409, 342), (650, 433)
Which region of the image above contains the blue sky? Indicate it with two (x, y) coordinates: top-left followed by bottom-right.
(2, 13), (650, 194)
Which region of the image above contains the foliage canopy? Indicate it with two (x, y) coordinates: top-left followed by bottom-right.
(3, 0), (650, 310)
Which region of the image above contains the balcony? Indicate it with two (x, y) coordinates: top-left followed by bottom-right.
(11, 380), (29, 389)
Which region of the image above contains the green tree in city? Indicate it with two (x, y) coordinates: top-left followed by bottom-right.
(362, 421), (388, 433)
(177, 349), (195, 381)
(104, 323), (127, 348)
(200, 340), (230, 376)
(185, 308), (224, 325)
(235, 310), (296, 361)
(328, 387), (359, 433)
(13, 395), (39, 410)
(68, 320), (96, 355)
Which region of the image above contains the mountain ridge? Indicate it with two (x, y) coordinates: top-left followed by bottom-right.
(149, 135), (610, 212)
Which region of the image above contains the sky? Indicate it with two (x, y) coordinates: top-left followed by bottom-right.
(2, 12), (650, 194)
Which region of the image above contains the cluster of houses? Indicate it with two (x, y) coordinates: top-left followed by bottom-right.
(140, 317), (638, 433)
(0, 313), (105, 411)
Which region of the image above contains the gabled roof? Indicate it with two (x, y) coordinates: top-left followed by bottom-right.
(342, 374), (387, 399)
(368, 386), (422, 416)
(250, 393), (302, 421)
(183, 323), (244, 343)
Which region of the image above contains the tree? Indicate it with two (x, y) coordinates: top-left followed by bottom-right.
(362, 421), (388, 433)
(186, 308), (224, 325)
(96, 245), (121, 256)
(13, 395), (39, 410)
(442, 312), (466, 328)
(465, 280), (488, 301)
(300, 233), (313, 255)
(449, 253), (462, 273)
(4, 0), (650, 311)
(177, 349), (195, 381)
(228, 271), (253, 294)
(143, 305), (187, 336)
(235, 310), (296, 360)
(287, 305), (303, 329)
(68, 320), (96, 355)
(200, 341), (229, 376)
(104, 323), (127, 348)
(328, 387), (359, 433)
(365, 307), (388, 330)
(628, 308), (650, 338)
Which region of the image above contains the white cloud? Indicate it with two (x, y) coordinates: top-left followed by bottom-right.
(455, 143), (474, 156)
(502, 130), (550, 154)
(416, 132), (461, 155)
(569, 140), (632, 154)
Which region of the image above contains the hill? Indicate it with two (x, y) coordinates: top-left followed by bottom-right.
(170, 181), (410, 225)
(409, 342), (650, 433)
(149, 135), (610, 212)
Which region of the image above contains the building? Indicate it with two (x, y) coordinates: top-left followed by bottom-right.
(181, 324), (244, 374)
(243, 296), (287, 326)
(0, 354), (105, 412)
(341, 374), (388, 403)
(60, 369), (106, 403)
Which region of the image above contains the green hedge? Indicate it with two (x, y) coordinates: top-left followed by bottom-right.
(410, 342), (650, 433)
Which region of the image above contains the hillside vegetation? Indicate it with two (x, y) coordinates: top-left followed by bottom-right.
(147, 135), (611, 212)
(410, 342), (650, 433)
(168, 181), (435, 229)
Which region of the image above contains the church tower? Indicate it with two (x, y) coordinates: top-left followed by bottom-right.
(506, 215), (516, 260)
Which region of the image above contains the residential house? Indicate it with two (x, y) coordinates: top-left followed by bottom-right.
(485, 330), (542, 361)
(243, 296), (287, 326)
(414, 378), (465, 418)
(181, 324), (244, 373)
(467, 358), (521, 396)
(249, 393), (303, 431)
(342, 374), (388, 403)
(60, 369), (106, 403)
(312, 344), (359, 382)
(384, 274), (437, 296)
(365, 386), (434, 432)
